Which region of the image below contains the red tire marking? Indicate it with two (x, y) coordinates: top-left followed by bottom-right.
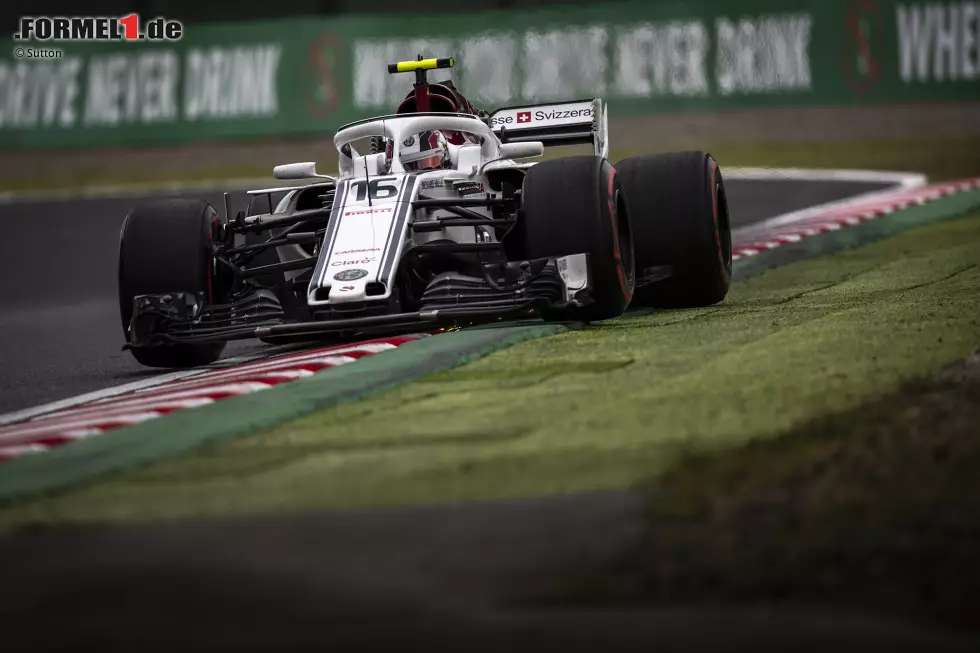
(607, 166), (632, 302)
(709, 159), (729, 281)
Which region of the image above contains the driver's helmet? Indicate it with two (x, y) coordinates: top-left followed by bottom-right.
(398, 130), (451, 171)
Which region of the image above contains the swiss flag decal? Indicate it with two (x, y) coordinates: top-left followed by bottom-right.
(517, 111), (531, 124)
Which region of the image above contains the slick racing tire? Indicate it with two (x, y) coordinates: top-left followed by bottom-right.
(518, 156), (635, 322)
(118, 199), (226, 368)
(616, 152), (732, 307)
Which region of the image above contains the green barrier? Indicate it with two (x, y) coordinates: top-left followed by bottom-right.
(1, 0), (978, 149)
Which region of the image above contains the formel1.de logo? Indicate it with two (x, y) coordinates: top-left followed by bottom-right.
(13, 15), (183, 42)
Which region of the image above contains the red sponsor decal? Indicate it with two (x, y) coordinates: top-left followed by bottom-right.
(333, 248), (381, 255)
(345, 207), (393, 216)
(339, 285), (355, 292)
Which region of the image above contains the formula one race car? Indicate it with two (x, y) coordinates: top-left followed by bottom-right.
(118, 56), (732, 367)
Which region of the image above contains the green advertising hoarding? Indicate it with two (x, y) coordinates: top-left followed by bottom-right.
(1, 0), (978, 149)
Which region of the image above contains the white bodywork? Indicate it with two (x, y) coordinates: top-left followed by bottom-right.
(252, 99), (608, 309)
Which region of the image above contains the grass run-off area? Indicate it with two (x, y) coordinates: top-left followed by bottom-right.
(2, 211), (979, 529)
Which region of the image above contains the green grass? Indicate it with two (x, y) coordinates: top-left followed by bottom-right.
(549, 347), (980, 632)
(3, 211), (979, 530)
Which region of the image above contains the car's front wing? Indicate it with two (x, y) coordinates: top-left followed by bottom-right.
(124, 254), (594, 349)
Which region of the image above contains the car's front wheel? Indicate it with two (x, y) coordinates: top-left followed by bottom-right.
(118, 199), (226, 368)
(515, 156), (635, 322)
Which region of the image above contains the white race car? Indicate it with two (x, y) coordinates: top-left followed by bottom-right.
(118, 56), (732, 367)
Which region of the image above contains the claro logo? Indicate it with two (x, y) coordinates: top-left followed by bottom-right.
(330, 257), (377, 266)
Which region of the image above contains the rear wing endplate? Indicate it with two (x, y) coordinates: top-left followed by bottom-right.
(488, 98), (608, 158)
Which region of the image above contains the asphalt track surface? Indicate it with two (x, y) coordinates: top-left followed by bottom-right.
(5, 177), (975, 652)
(0, 179), (887, 416)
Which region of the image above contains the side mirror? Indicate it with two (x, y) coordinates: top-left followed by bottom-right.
(273, 161), (333, 180)
(499, 142), (544, 160)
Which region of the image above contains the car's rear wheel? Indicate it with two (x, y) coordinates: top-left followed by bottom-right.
(616, 151), (732, 307)
(516, 156), (634, 322)
(118, 199), (226, 368)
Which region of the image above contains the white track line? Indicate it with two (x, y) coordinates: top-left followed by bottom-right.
(0, 413), (168, 445)
(0, 369), (207, 428)
(723, 167), (926, 189)
(0, 340), (413, 428)
(0, 347), (348, 427)
(41, 398), (217, 421)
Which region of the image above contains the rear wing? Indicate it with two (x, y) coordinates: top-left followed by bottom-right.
(488, 98), (608, 158)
